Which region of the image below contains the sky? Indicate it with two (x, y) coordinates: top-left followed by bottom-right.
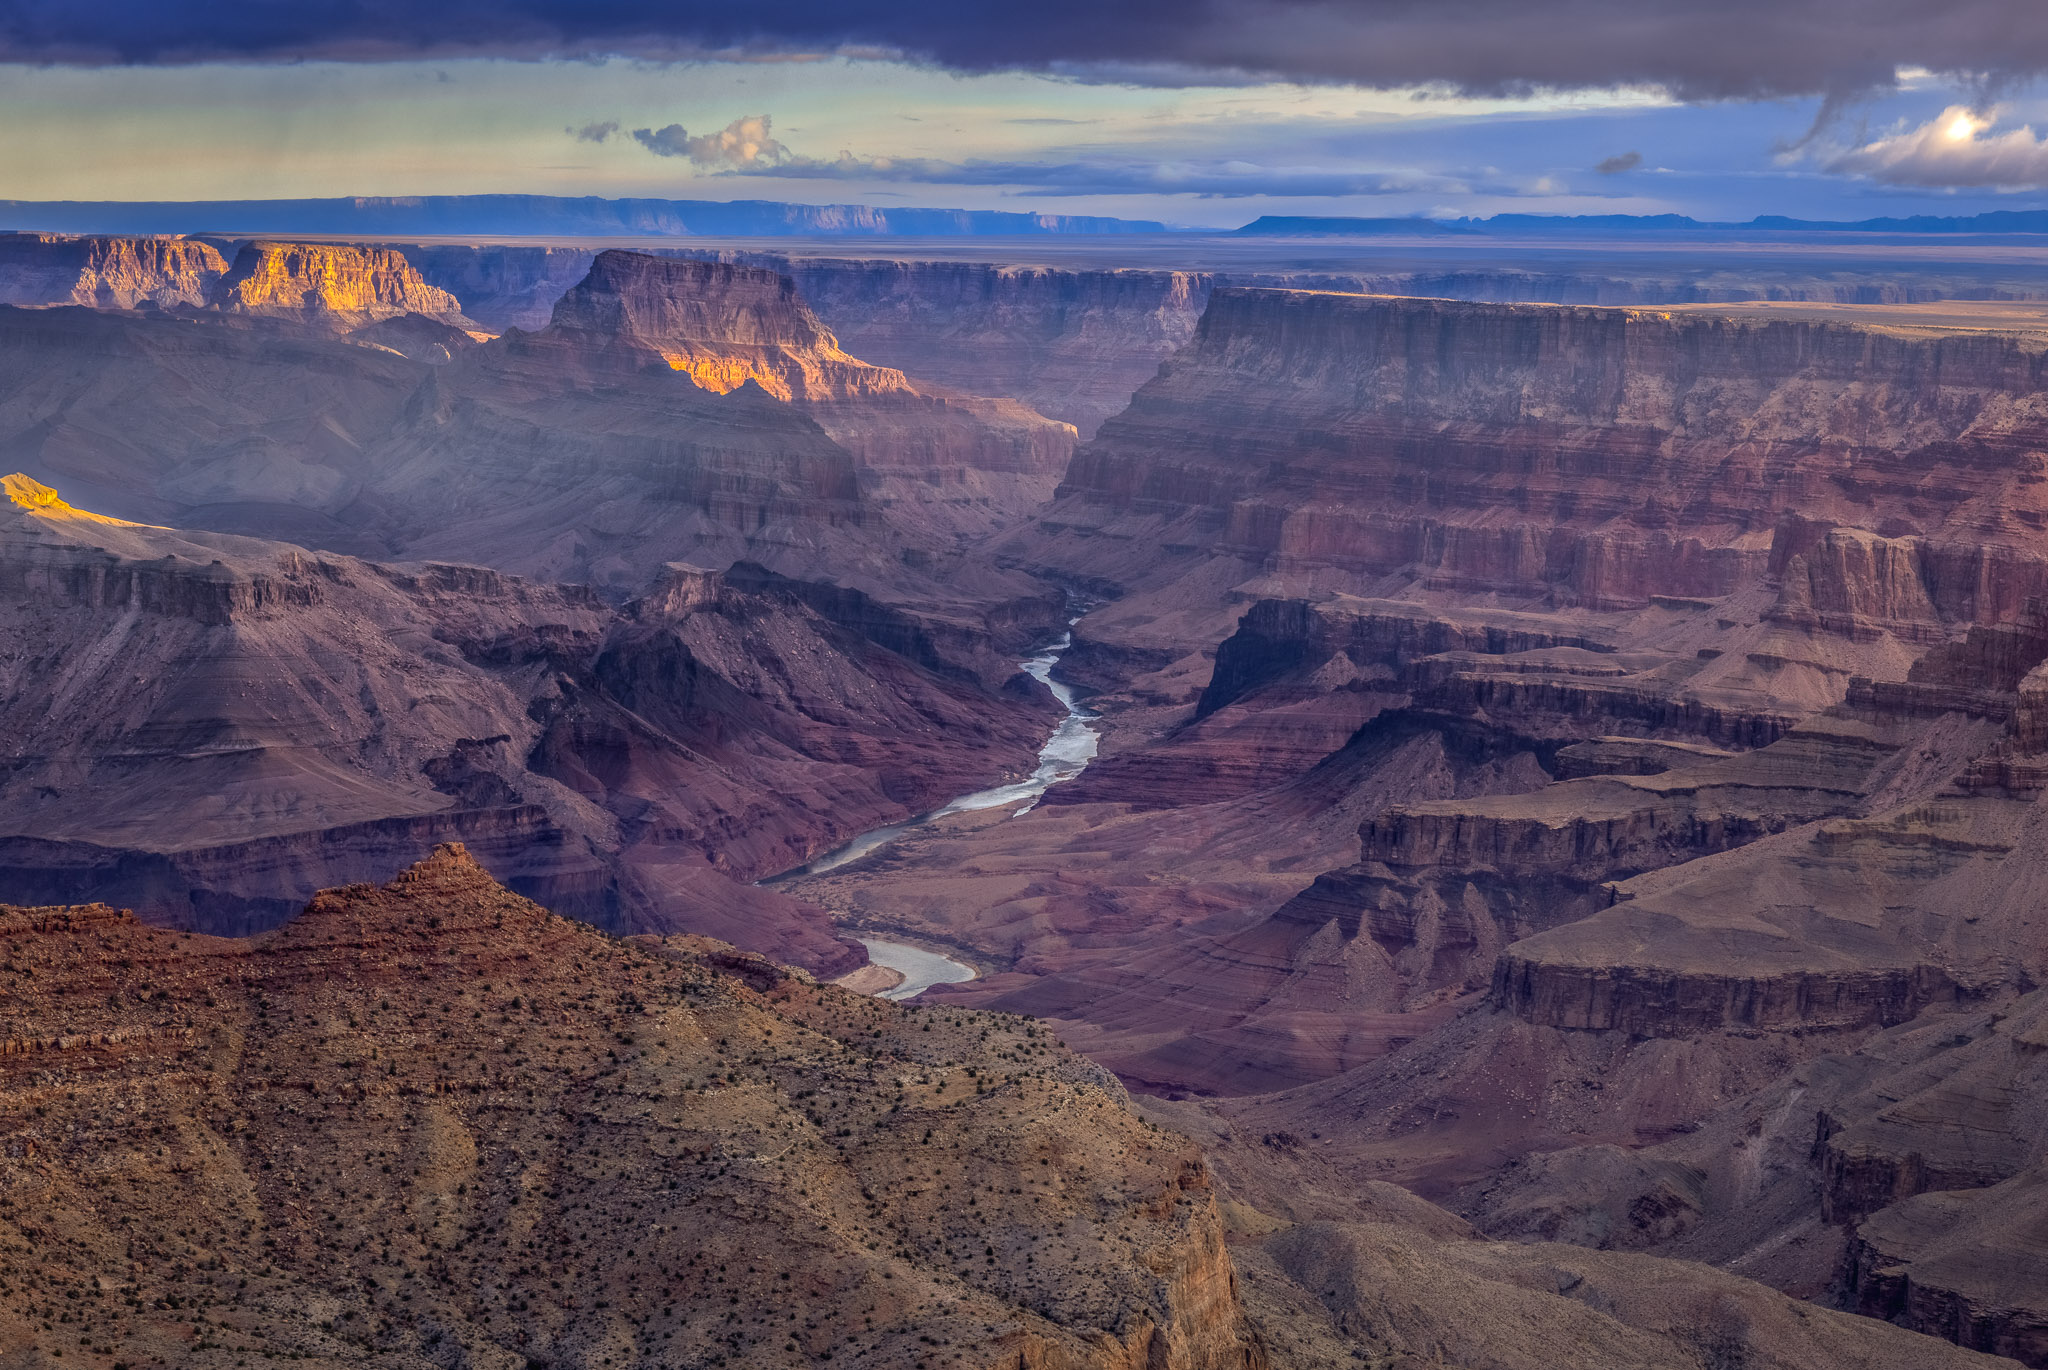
(5, 2), (2048, 226)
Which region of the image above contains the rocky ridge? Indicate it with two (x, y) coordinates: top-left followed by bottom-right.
(0, 845), (1263, 1370)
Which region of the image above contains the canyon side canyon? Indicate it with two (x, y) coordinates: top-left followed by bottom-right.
(5, 228), (2048, 1368)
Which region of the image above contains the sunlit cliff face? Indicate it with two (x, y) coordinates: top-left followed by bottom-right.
(662, 351), (797, 400)
(2, 473), (143, 528)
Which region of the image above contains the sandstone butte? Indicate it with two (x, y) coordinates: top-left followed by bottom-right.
(0, 846), (2015, 1370)
(209, 241), (470, 328)
(0, 234), (228, 311)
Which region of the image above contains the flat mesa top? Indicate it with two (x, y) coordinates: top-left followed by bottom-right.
(1659, 297), (2048, 340)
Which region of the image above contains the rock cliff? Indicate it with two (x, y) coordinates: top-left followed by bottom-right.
(0, 231), (227, 308)
(1012, 289), (2048, 655)
(211, 241), (469, 327)
(698, 254), (1212, 436)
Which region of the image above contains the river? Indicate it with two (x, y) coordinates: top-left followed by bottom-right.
(858, 937), (978, 1000)
(783, 622), (1100, 880)
(783, 620), (1103, 1000)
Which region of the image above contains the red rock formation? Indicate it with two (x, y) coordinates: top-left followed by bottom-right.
(1015, 290), (2048, 647)
(211, 240), (468, 326)
(0, 231), (227, 308)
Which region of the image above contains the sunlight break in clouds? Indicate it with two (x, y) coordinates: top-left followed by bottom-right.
(1828, 104), (2048, 188)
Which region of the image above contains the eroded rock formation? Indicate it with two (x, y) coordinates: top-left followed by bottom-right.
(0, 476), (1060, 971)
(0, 231), (227, 308)
(211, 241), (470, 327)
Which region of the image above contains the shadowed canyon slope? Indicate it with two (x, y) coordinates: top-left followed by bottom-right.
(0, 473), (1064, 973)
(0, 249), (1074, 620)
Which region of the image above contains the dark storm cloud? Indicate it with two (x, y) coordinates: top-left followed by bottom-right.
(8, 1), (2048, 102)
(1595, 150), (1642, 173)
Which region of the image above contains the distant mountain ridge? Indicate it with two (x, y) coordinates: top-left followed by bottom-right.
(0, 194), (1165, 237)
(1464, 209), (2048, 235)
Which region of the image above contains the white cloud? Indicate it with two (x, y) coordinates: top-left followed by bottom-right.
(1827, 104), (2048, 187)
(630, 114), (792, 169)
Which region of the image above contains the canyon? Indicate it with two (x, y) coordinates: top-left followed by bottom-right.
(0, 847), (2007, 1370)
(5, 226), (2048, 1365)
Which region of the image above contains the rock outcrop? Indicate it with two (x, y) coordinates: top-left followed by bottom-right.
(0, 846), (1263, 1370)
(211, 241), (469, 327)
(0, 231), (227, 308)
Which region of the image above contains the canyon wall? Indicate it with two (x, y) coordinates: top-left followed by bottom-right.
(211, 240), (470, 326)
(1023, 289), (2048, 636)
(0, 232), (227, 308)
(0, 475), (1061, 971)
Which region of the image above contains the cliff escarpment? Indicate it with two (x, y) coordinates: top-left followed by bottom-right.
(1025, 289), (2048, 637)
(0, 231), (227, 308)
(707, 254), (1212, 437)
(211, 240), (470, 326)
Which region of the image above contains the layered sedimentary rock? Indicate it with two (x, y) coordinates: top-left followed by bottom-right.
(210, 241), (469, 327)
(0, 476), (1058, 970)
(397, 241), (598, 330)
(0, 231), (227, 308)
(1010, 290), (2048, 666)
(381, 252), (1073, 612)
(692, 255), (1212, 436)
(0, 845), (1262, 1370)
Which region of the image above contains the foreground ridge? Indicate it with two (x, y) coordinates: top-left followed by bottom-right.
(0, 844), (1260, 1369)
